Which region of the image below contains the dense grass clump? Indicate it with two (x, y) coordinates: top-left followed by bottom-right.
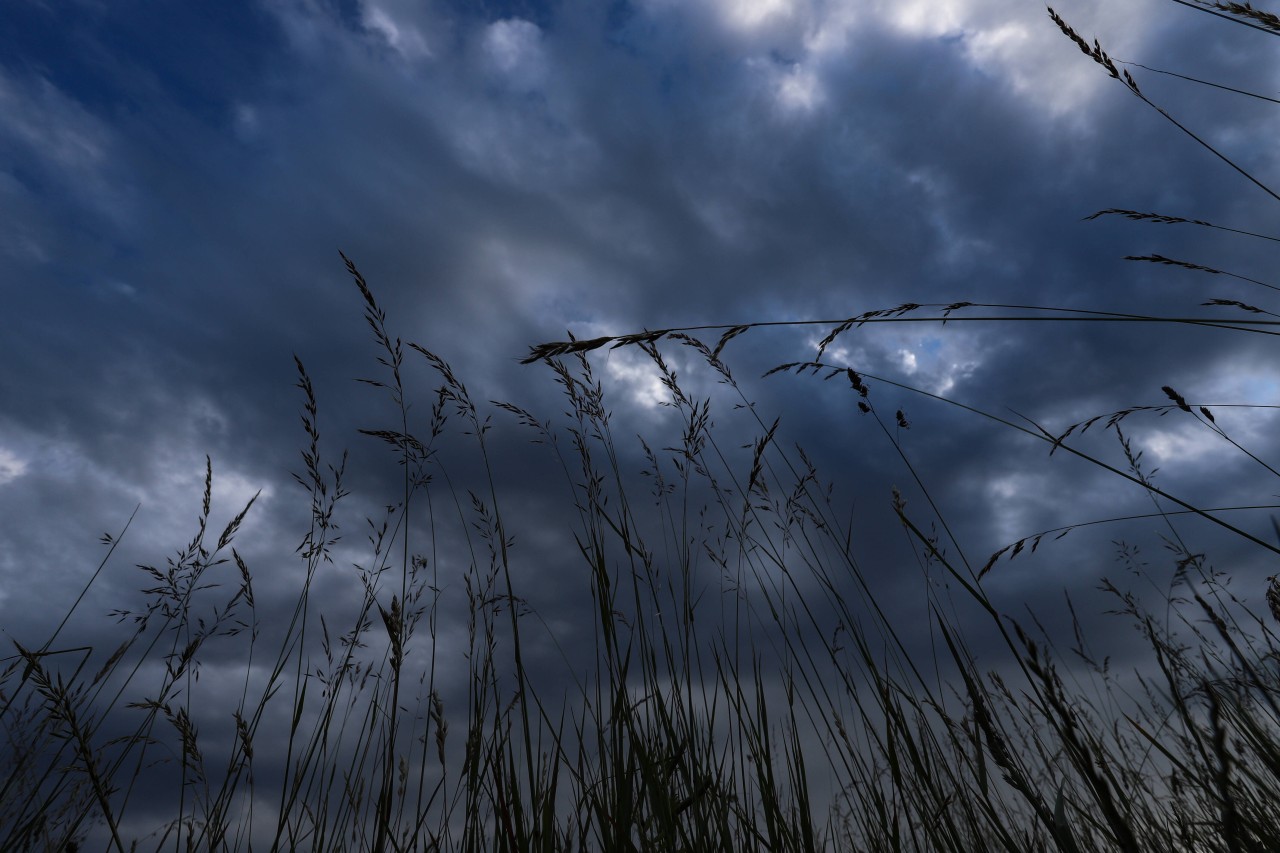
(5, 5), (1280, 851)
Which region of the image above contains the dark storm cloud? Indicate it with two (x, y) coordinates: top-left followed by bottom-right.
(3, 0), (1279, 842)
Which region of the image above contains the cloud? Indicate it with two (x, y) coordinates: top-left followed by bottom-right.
(0, 69), (134, 243)
(361, 0), (435, 60)
(480, 17), (546, 83)
(6, 0), (1280, 844)
(0, 446), (27, 487)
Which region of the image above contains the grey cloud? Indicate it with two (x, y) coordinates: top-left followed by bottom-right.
(4, 1), (1280, 845)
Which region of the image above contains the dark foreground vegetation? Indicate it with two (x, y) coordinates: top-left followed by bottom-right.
(5, 5), (1280, 850)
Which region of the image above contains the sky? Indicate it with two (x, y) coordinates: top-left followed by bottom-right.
(3, 0), (1280, 842)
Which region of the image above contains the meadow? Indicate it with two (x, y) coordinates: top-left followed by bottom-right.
(5, 6), (1280, 851)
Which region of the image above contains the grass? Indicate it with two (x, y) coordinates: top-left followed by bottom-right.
(5, 5), (1280, 851)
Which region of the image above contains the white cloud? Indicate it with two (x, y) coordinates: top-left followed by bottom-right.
(985, 470), (1035, 544)
(894, 334), (982, 396)
(786, 0), (1160, 119)
(480, 18), (546, 86)
(442, 96), (599, 192)
(802, 5), (861, 55)
(812, 331), (982, 398)
(605, 351), (674, 411)
(628, 0), (1160, 121)
(0, 73), (107, 174)
(1142, 423), (1219, 466)
(1143, 362), (1280, 464)
(636, 0), (799, 33)
(883, 0), (967, 38)
(0, 70), (133, 223)
(774, 62), (825, 113)
(0, 447), (27, 487)
(361, 1), (433, 60)
(714, 0), (799, 32)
